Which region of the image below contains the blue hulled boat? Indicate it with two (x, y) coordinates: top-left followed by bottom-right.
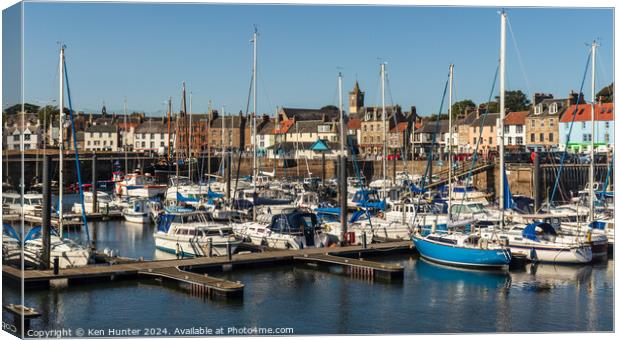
(412, 232), (512, 269)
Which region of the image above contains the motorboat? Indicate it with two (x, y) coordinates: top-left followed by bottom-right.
(154, 209), (241, 257)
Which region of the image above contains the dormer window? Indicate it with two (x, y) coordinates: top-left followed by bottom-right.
(534, 104), (543, 115)
(549, 103), (558, 114)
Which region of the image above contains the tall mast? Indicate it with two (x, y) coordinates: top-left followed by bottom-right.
(590, 41), (598, 222)
(207, 99), (212, 183)
(338, 72), (345, 155)
(189, 91), (193, 182)
(252, 27), (258, 221)
(222, 105), (225, 174)
(58, 45), (65, 237)
(498, 11), (507, 230)
(124, 97), (128, 175)
(448, 64), (454, 221)
(167, 97), (172, 162)
(381, 62), (387, 199)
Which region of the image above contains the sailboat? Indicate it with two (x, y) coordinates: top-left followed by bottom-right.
(412, 16), (512, 269)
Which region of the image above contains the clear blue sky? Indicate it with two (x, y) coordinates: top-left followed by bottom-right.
(11, 2), (615, 116)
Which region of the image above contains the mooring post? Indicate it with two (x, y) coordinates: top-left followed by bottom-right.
(226, 241), (232, 261)
(208, 238), (213, 257)
(41, 155), (51, 270)
(321, 152), (326, 183)
(339, 155), (348, 246)
(533, 153), (541, 212)
(53, 257), (59, 275)
(363, 232), (367, 249)
(92, 154), (98, 213)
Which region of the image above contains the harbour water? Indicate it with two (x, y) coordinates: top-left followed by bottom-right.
(2, 219), (614, 334)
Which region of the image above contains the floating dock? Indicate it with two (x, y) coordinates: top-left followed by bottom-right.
(2, 241), (413, 287)
(295, 253), (404, 281)
(138, 267), (244, 298)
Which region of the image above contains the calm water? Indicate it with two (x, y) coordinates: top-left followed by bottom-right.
(3, 218), (614, 335)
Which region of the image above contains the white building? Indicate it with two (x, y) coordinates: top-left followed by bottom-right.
(133, 119), (175, 155)
(4, 112), (42, 150)
(84, 124), (119, 151)
(497, 110), (528, 150)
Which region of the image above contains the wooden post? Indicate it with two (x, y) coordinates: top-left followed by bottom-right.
(208, 238), (213, 257)
(226, 241), (232, 261)
(533, 153), (541, 212)
(41, 155), (51, 270)
(322, 152), (326, 183)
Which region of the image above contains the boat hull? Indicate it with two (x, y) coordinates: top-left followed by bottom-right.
(154, 234), (241, 257)
(412, 235), (511, 268)
(508, 244), (592, 264)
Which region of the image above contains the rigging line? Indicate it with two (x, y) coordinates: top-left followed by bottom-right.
(258, 72), (273, 114)
(62, 57), (91, 243)
(507, 17), (532, 100)
(420, 76), (449, 190)
(595, 51), (612, 93)
(453, 63), (499, 222)
(232, 71), (255, 205)
(548, 50), (592, 206)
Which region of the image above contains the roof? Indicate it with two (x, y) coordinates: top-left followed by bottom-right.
(390, 122), (408, 133)
(134, 120), (174, 133)
(347, 118), (362, 130)
(280, 107), (339, 122)
(504, 111), (529, 125)
(257, 119), (276, 135)
(559, 103), (614, 123)
(417, 120), (449, 134)
(471, 113), (499, 127)
(86, 124), (116, 133)
(458, 111), (478, 125)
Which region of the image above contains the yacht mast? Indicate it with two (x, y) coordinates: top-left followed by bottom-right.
(222, 105), (225, 175)
(498, 11), (506, 231)
(448, 64), (454, 221)
(167, 97), (172, 162)
(381, 62), (387, 199)
(590, 41), (598, 222)
(124, 97), (128, 175)
(339, 72), (345, 155)
(58, 45), (65, 237)
(189, 91), (193, 182)
(252, 27), (258, 221)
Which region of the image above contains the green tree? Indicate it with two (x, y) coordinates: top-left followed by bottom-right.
(37, 105), (58, 131)
(480, 101), (498, 113)
(451, 99), (476, 118)
(596, 83), (614, 103)
(320, 105), (339, 112)
(494, 90), (531, 112)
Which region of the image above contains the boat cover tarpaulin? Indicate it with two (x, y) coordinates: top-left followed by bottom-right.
(522, 222), (557, 242)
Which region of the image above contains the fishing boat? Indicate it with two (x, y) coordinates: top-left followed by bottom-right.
(115, 169), (167, 198)
(122, 199), (151, 224)
(154, 209), (241, 257)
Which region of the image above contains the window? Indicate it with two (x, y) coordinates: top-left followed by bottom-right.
(548, 133), (554, 142)
(549, 119), (554, 127)
(583, 134), (592, 142)
(142, 141), (146, 148)
(531, 120), (535, 128)
(87, 141), (91, 146)
(161, 133), (165, 139)
(605, 133), (610, 142)
(530, 133), (535, 142)
(150, 142), (154, 148)
(582, 122), (586, 129)
(516, 137), (523, 145)
(24, 134), (31, 141)
(473, 137), (477, 145)
(539, 133), (544, 142)
(534, 104), (542, 115)
(103, 140), (107, 146)
(516, 125), (523, 133)
(489, 137), (493, 144)
(24, 144), (30, 150)
(549, 103), (558, 114)
(490, 125), (494, 132)
(540, 120), (545, 128)
(504, 126), (509, 133)
(605, 122), (610, 129)
(507, 137), (512, 145)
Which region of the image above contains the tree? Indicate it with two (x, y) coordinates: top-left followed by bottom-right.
(451, 99), (476, 118)
(494, 90), (531, 112)
(596, 83), (614, 103)
(3, 103), (40, 115)
(320, 105), (338, 112)
(480, 101), (498, 113)
(38, 105), (59, 131)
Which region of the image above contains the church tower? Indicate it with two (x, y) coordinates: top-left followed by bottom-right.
(349, 81), (364, 115)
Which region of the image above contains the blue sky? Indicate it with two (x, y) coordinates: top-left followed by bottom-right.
(10, 2), (615, 116)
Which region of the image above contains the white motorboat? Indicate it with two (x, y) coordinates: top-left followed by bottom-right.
(122, 199), (151, 224)
(154, 210), (241, 257)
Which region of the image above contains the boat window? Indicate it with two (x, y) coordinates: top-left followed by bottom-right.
(427, 236), (457, 245)
(187, 229), (196, 236)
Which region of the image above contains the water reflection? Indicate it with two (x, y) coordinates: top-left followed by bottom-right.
(509, 263), (594, 291)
